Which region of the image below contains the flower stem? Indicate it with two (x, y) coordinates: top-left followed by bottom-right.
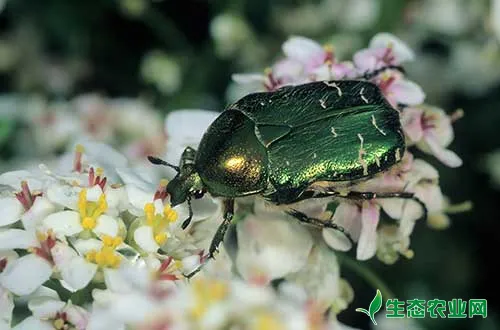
(336, 253), (395, 300)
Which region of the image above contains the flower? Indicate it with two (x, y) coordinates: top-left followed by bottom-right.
(353, 33), (415, 73)
(0, 230), (55, 296)
(133, 201), (178, 253)
(12, 296), (88, 330)
(234, 201), (313, 284)
(401, 105), (463, 167)
(51, 236), (132, 292)
(43, 186), (119, 240)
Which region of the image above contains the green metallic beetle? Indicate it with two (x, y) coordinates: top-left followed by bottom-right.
(149, 79), (425, 276)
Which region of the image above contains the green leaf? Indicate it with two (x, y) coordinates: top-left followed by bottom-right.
(368, 289), (383, 325)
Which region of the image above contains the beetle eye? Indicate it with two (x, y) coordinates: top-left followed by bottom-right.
(193, 190), (204, 199)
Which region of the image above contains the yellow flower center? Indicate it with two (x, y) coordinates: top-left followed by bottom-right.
(85, 235), (123, 269)
(78, 189), (107, 231)
(254, 312), (284, 330)
(53, 318), (65, 330)
(144, 202), (178, 245)
(190, 278), (228, 320)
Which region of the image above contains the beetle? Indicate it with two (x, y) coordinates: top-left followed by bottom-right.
(149, 79), (426, 277)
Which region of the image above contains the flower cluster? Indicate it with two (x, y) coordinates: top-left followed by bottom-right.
(0, 33), (465, 330)
(0, 94), (165, 170)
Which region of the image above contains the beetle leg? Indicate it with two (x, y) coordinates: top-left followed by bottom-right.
(341, 191), (428, 222)
(181, 197), (194, 230)
(304, 189), (428, 221)
(286, 209), (354, 245)
(183, 199), (234, 279)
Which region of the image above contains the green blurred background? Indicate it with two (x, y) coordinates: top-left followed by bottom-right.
(1, 1), (499, 329)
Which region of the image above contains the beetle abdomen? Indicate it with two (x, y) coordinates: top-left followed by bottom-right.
(229, 80), (405, 204)
(195, 110), (269, 197)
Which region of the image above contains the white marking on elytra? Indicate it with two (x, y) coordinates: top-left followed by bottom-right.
(330, 127), (338, 137)
(395, 148), (401, 162)
(319, 99), (327, 109)
(371, 115), (386, 136)
(260, 101), (265, 106)
(360, 87), (369, 104)
(324, 81), (342, 97)
(357, 133), (368, 176)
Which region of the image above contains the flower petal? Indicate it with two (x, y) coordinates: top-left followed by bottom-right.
(0, 286), (14, 326)
(332, 203), (362, 241)
(423, 133), (463, 167)
(235, 213), (313, 282)
(356, 202), (380, 260)
(64, 303), (89, 330)
(11, 316), (53, 330)
(389, 79), (425, 105)
(103, 268), (132, 293)
(286, 241), (340, 310)
(28, 297), (65, 319)
(369, 33), (415, 63)
(51, 242), (98, 291)
(322, 228), (352, 252)
(0, 197), (24, 227)
(43, 211), (82, 238)
(1, 254), (53, 296)
(282, 36), (324, 63)
(0, 170), (46, 191)
(21, 197), (56, 232)
(46, 184), (81, 210)
(134, 226), (159, 253)
(94, 215), (119, 237)
(0, 229), (38, 250)
(401, 107), (424, 142)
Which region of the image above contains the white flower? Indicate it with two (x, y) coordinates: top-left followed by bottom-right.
(0, 251), (17, 328)
(133, 200), (178, 253)
(44, 186), (119, 240)
(0, 171), (56, 229)
(285, 241), (349, 312)
(235, 206), (313, 283)
(401, 106), (462, 167)
(353, 32), (415, 72)
(0, 231), (54, 296)
(12, 296), (89, 330)
(51, 236), (132, 292)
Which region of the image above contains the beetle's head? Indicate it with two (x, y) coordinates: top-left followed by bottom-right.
(166, 168), (204, 207)
(148, 147), (206, 207)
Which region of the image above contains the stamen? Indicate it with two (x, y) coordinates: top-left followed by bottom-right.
(73, 144), (85, 173)
(153, 179), (169, 201)
(15, 181), (41, 211)
(0, 258), (7, 273)
(78, 189), (87, 217)
(450, 108), (464, 123)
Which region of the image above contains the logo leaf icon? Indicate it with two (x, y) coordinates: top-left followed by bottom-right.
(355, 289), (383, 325)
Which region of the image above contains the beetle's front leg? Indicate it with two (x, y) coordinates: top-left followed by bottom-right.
(183, 198), (234, 279)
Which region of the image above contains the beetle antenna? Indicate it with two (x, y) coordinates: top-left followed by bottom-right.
(181, 197), (194, 230)
(147, 156), (180, 172)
